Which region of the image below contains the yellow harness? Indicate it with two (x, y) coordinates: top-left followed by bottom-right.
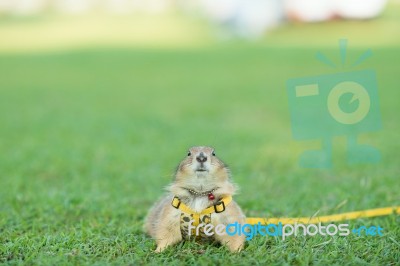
(171, 196), (232, 240)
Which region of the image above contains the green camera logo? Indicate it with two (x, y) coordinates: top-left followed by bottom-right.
(287, 40), (381, 168)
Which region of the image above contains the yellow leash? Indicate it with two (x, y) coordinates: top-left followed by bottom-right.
(246, 206), (400, 225)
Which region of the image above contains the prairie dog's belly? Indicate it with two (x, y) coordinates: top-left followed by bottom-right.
(189, 197), (210, 213)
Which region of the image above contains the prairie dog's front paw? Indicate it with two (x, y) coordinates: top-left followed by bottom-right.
(227, 241), (244, 253)
(155, 241), (170, 253)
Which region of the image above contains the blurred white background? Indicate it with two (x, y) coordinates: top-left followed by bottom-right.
(0, 0), (391, 39)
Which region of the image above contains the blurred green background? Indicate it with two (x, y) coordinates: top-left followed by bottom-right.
(0, 1), (399, 264)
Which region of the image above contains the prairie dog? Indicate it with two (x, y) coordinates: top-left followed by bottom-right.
(144, 146), (246, 252)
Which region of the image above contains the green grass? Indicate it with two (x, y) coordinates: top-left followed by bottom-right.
(1, 9), (400, 265)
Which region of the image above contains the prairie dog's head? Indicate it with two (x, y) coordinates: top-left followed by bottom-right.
(175, 146), (229, 181)
(170, 146), (236, 199)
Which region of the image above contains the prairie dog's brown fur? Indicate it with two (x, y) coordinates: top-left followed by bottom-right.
(144, 146), (246, 252)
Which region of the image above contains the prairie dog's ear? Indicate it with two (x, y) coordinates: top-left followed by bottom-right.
(172, 148), (189, 180)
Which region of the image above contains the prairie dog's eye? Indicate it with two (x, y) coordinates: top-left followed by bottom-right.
(212, 151), (216, 156)
(187, 151), (191, 156)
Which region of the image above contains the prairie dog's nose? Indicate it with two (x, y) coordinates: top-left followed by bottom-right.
(196, 152), (207, 163)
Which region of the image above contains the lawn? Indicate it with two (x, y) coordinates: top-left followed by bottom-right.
(0, 7), (400, 266)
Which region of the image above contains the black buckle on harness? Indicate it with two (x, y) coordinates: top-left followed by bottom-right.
(171, 196), (181, 209)
(214, 201), (225, 213)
